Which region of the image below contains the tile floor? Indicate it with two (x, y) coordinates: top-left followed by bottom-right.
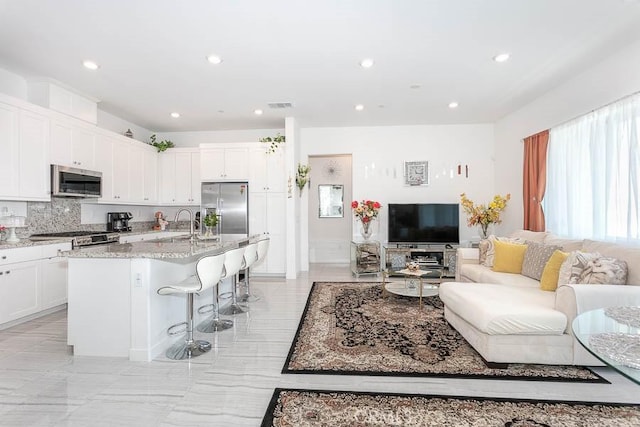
(0, 264), (638, 426)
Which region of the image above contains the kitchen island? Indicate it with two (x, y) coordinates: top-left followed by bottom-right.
(65, 234), (265, 361)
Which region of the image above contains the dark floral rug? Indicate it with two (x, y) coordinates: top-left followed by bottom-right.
(282, 282), (605, 382)
(262, 388), (640, 427)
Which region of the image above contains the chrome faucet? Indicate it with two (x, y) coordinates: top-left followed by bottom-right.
(174, 208), (195, 242)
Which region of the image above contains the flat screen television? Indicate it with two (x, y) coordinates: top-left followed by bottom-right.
(388, 203), (459, 244)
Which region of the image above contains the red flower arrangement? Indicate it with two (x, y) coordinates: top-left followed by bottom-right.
(351, 200), (382, 223)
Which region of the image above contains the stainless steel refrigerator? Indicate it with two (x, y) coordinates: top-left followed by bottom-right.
(200, 182), (249, 235)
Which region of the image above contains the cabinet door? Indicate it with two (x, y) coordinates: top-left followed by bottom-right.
(190, 152), (201, 204)
(94, 135), (115, 202)
(0, 261), (40, 324)
(112, 140), (130, 202)
(249, 192), (286, 274)
(200, 148), (226, 180)
(249, 192), (268, 235)
(0, 103), (19, 198)
(158, 151), (176, 203)
(41, 257), (67, 310)
(249, 148), (268, 191)
(50, 119), (73, 167)
(143, 147), (157, 204)
(71, 127), (95, 169)
(174, 152), (193, 204)
(19, 110), (50, 200)
(266, 148), (286, 192)
(224, 148), (249, 179)
(128, 144), (145, 202)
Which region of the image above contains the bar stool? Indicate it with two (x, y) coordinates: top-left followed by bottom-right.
(198, 246), (246, 331)
(218, 245), (249, 315)
(157, 252), (225, 360)
(239, 241), (260, 303)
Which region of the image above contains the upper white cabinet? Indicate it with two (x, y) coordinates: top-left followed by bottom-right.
(50, 118), (96, 170)
(200, 145), (249, 181)
(249, 146), (286, 192)
(0, 101), (50, 201)
(159, 148), (200, 205)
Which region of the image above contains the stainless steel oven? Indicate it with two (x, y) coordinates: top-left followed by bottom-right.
(51, 165), (102, 198)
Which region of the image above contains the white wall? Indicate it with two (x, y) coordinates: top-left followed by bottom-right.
(300, 124), (496, 261)
(0, 67), (27, 100)
(495, 38), (640, 235)
(97, 110), (153, 143)
(153, 128), (285, 148)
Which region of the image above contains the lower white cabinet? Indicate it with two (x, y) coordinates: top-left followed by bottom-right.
(0, 243), (70, 327)
(249, 192), (286, 275)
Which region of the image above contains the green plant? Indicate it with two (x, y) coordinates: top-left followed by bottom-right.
(150, 134), (175, 152)
(203, 213), (219, 228)
(259, 133), (285, 154)
(295, 163), (311, 193)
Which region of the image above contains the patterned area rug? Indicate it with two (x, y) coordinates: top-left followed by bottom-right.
(282, 282), (605, 382)
(261, 388), (640, 427)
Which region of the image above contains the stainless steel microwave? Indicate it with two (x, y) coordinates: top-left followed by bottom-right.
(51, 165), (102, 198)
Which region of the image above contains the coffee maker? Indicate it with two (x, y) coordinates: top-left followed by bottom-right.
(107, 212), (133, 232)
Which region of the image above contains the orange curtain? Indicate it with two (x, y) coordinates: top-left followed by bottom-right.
(523, 130), (549, 231)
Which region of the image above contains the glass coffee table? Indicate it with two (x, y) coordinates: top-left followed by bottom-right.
(572, 306), (640, 385)
(382, 268), (441, 308)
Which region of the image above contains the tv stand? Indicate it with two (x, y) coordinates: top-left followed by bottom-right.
(384, 243), (457, 278)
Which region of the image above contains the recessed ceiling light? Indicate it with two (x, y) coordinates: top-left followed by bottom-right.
(170, 112), (180, 118)
(448, 102), (459, 109)
(360, 58), (374, 68)
(355, 104), (364, 111)
(254, 109), (263, 115)
(493, 53), (510, 63)
(82, 60), (99, 70)
(206, 55), (223, 64)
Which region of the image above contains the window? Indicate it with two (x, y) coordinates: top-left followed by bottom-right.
(544, 93), (640, 243)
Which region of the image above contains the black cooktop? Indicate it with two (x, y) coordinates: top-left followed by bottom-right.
(31, 230), (111, 238)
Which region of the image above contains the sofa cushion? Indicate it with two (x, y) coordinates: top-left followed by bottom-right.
(540, 250), (569, 291)
(558, 251), (599, 285)
(544, 234), (584, 252)
(480, 235), (526, 267)
(439, 282), (567, 335)
(459, 264), (540, 288)
(492, 241), (528, 274)
(521, 241), (561, 281)
(509, 230), (548, 242)
(582, 239), (640, 285)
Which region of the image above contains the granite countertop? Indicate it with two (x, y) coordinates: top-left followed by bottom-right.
(64, 234), (265, 260)
(0, 238), (73, 250)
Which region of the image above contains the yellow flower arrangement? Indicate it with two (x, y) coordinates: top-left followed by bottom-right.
(460, 193), (511, 238)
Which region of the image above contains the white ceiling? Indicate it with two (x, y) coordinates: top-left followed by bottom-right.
(1, 0), (640, 132)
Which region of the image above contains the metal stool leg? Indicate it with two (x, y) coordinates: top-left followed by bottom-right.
(165, 293), (212, 360)
(219, 273), (248, 315)
(238, 267), (260, 303)
(197, 281), (233, 332)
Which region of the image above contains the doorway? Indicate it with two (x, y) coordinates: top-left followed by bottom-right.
(307, 155), (353, 263)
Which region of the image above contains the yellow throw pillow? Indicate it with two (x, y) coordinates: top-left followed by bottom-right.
(492, 240), (528, 274)
(540, 250), (569, 291)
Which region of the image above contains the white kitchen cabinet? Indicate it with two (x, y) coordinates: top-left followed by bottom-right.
(0, 260), (40, 324)
(128, 143), (145, 202)
(143, 147), (158, 203)
(41, 256), (68, 310)
(94, 133), (115, 201)
(0, 242), (71, 328)
(50, 118), (96, 169)
(249, 146), (286, 192)
(0, 102), (19, 198)
(200, 146), (249, 180)
(19, 110), (50, 200)
(159, 149), (200, 205)
(249, 191), (286, 274)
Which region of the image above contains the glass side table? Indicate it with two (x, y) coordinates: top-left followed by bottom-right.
(572, 307), (640, 385)
(350, 240), (381, 277)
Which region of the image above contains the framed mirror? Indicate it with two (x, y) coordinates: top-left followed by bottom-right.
(318, 184), (344, 218)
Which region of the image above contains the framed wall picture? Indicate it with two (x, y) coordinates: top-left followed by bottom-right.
(404, 161), (429, 186)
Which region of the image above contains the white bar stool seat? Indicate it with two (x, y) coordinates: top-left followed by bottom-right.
(239, 241), (260, 303)
(157, 252), (225, 360)
(198, 246), (246, 331)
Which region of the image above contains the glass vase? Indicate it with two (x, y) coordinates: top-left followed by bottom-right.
(479, 223), (490, 239)
(360, 220), (374, 240)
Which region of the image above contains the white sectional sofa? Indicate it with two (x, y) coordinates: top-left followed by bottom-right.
(439, 232), (640, 366)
